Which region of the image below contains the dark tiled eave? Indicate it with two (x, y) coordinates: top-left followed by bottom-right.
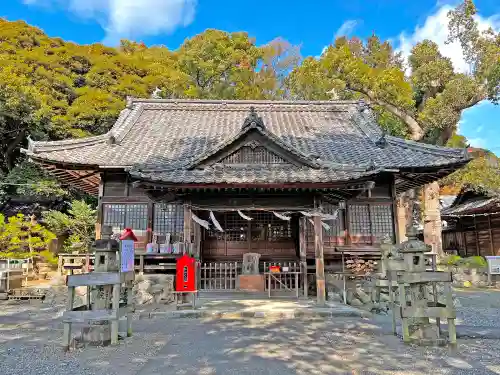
(21, 99), (471, 195)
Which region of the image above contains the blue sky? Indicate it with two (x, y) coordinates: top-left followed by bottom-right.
(3, 0), (500, 153)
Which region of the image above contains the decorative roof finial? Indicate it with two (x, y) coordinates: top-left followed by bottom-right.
(242, 106), (265, 130)
(375, 129), (388, 149)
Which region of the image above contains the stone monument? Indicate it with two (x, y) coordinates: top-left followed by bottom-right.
(238, 253), (264, 292)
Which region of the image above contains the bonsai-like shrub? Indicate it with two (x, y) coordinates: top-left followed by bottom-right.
(0, 213), (56, 258)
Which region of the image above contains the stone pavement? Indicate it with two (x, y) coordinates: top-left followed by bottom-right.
(137, 296), (369, 320)
(1, 289), (500, 375)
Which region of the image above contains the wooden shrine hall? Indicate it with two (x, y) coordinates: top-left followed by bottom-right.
(22, 98), (470, 300)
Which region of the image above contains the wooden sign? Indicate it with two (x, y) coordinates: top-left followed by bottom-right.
(121, 239), (135, 272)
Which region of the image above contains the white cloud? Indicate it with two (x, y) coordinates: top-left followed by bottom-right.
(468, 137), (486, 148)
(334, 20), (359, 39)
(318, 19), (360, 57)
(397, 4), (500, 73)
(23, 0), (197, 45)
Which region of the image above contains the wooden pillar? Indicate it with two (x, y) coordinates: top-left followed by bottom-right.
(488, 215), (494, 256)
(314, 215), (325, 306)
(391, 178), (400, 244)
(95, 177), (104, 240)
(183, 203), (192, 247)
(299, 217), (308, 298)
(473, 215), (480, 256)
(193, 220), (201, 259)
(147, 202), (154, 244)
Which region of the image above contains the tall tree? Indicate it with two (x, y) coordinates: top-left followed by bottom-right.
(287, 0), (499, 255)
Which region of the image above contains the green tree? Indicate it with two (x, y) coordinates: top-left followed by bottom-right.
(42, 200), (96, 252)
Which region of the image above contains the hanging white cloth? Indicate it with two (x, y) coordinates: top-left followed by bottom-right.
(272, 211), (291, 221)
(237, 210), (253, 221)
(192, 213), (210, 230)
(210, 211), (224, 232)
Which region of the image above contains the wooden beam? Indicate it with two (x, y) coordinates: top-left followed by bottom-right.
(314, 213), (325, 306)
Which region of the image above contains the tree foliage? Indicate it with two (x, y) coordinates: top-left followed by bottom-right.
(0, 213), (56, 258)
(287, 1), (499, 145)
(42, 200), (96, 252)
(0, 0), (497, 203)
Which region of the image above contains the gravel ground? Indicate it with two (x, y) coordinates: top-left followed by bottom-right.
(0, 289), (499, 375)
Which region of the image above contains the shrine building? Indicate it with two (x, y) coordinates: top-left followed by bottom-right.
(22, 99), (469, 295)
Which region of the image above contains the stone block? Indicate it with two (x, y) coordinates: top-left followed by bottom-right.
(238, 274), (265, 292)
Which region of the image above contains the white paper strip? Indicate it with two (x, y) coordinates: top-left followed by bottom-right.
(210, 211), (224, 232)
(272, 211), (291, 221)
(192, 213), (210, 230)
(237, 210), (253, 221)
(321, 210), (339, 220)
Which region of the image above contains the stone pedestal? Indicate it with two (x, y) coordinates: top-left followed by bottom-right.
(238, 274), (265, 292)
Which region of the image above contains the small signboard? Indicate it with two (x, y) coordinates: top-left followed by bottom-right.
(121, 240), (135, 273)
(486, 256), (500, 274)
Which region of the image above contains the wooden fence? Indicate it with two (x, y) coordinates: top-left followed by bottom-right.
(199, 261), (240, 290)
(263, 261), (300, 291)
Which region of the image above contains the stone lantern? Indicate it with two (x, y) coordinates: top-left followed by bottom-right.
(394, 225), (457, 347)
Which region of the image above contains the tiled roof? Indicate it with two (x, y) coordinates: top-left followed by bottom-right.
(131, 166), (382, 184)
(442, 197), (500, 216)
(23, 99), (469, 185)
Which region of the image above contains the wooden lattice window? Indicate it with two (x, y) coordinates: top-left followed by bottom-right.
(225, 212), (249, 241)
(221, 145), (289, 164)
(370, 204), (394, 241)
(153, 203), (184, 242)
(348, 203), (394, 244)
(252, 211), (292, 242)
(103, 204), (148, 237)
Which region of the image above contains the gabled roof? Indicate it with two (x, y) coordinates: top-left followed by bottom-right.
(442, 186), (500, 217)
(23, 99), (470, 191)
